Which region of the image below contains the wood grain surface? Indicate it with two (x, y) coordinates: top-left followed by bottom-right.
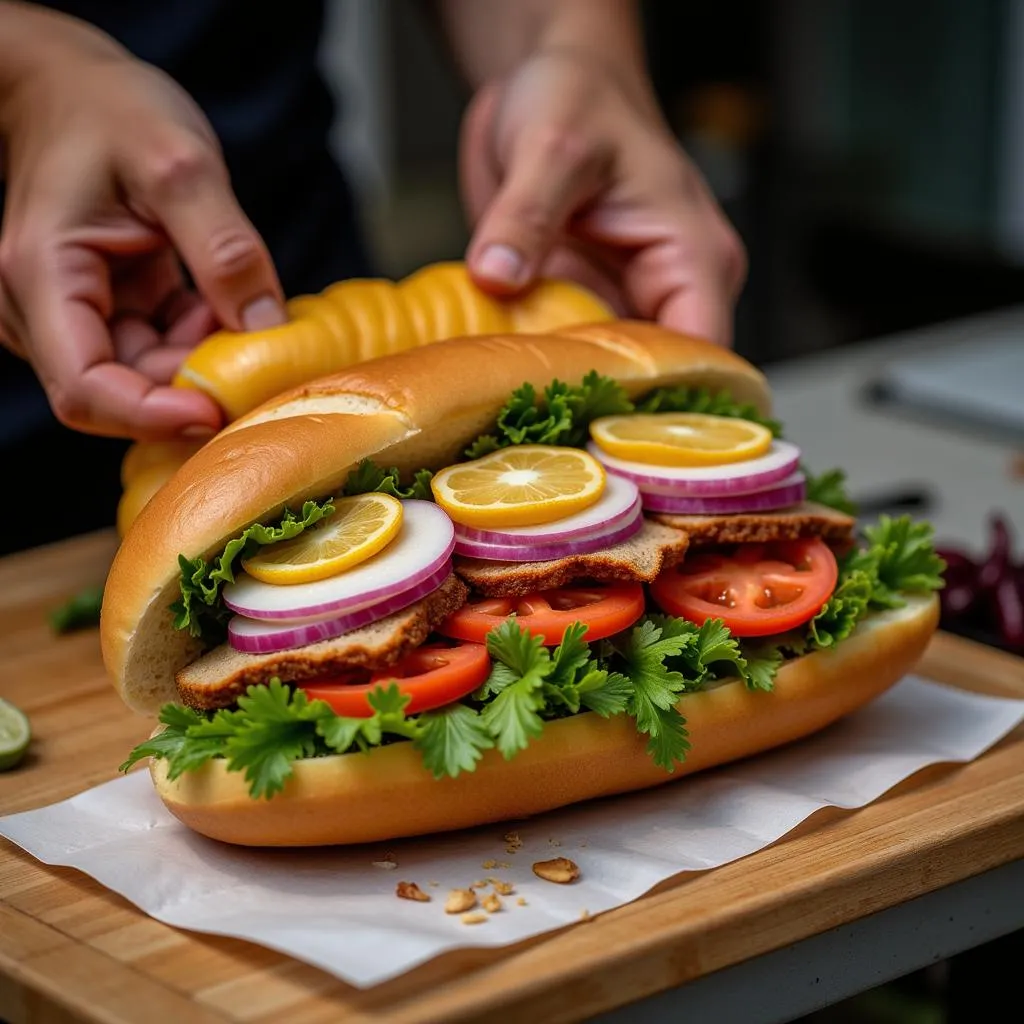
(1, 529), (1023, 1024)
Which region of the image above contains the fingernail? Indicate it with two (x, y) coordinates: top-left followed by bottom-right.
(241, 295), (287, 331)
(180, 425), (217, 439)
(474, 244), (528, 287)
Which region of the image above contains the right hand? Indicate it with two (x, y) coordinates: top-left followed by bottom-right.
(0, 12), (287, 440)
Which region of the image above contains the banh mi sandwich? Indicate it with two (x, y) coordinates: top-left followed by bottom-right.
(105, 322), (945, 847)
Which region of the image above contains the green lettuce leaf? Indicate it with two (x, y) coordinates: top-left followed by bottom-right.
(342, 459), (433, 501)
(634, 385), (783, 437)
(172, 498), (335, 644)
(804, 467), (858, 516)
(845, 515), (947, 610)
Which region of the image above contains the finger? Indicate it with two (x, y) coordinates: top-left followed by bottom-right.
(623, 237), (737, 346)
(15, 243), (223, 439)
(135, 344), (206, 385)
(110, 313), (198, 385)
(466, 127), (612, 296)
(576, 202), (746, 347)
(111, 313), (162, 367)
(538, 244), (630, 316)
(124, 138), (287, 332)
(458, 82), (503, 224)
(162, 295), (219, 349)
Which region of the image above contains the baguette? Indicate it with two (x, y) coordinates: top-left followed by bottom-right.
(151, 593), (939, 847)
(102, 320), (941, 849)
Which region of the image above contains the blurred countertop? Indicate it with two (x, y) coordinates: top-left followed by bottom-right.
(765, 305), (1023, 553)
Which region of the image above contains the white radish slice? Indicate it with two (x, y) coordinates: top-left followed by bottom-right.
(641, 472), (807, 515)
(453, 504), (644, 562)
(228, 561), (452, 654)
(455, 474), (641, 544)
(222, 499), (454, 621)
(586, 440), (801, 496)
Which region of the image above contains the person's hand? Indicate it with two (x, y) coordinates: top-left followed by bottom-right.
(0, 13), (286, 440)
(460, 49), (747, 346)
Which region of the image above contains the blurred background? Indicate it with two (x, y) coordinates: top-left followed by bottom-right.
(325, 0), (1024, 367)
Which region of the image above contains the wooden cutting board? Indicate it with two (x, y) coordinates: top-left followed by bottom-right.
(1, 529), (1023, 1024)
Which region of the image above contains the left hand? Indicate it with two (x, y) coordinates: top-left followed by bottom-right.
(460, 49), (747, 347)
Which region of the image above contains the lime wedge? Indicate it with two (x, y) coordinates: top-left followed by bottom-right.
(0, 698), (31, 771)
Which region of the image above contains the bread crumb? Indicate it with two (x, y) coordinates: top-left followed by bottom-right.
(579, 909), (591, 921)
(445, 889), (478, 914)
(503, 830), (523, 853)
(395, 881), (430, 902)
(481, 892), (503, 914)
(481, 859), (498, 869)
(492, 880), (515, 896)
(428, 881), (440, 887)
(469, 879), (489, 890)
(461, 912), (488, 925)
(516, 897), (528, 907)
(372, 860), (398, 870)
(532, 857), (580, 884)
(548, 838), (562, 847)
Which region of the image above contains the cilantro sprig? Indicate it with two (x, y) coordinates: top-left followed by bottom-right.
(121, 679), (491, 797)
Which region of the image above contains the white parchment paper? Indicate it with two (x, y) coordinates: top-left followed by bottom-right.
(2, 675), (1022, 988)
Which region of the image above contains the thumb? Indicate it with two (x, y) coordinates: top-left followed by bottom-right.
(467, 128), (610, 297)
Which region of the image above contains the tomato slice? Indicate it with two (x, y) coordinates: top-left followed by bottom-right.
(649, 538), (839, 637)
(437, 582), (646, 646)
(299, 641), (490, 718)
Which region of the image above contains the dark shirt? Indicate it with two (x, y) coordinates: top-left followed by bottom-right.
(0, 0), (375, 553)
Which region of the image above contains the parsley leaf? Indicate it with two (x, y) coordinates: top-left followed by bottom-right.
(578, 670), (634, 716)
(464, 372), (632, 457)
(481, 620), (550, 757)
(804, 467), (858, 516)
(635, 385), (783, 437)
(561, 370), (636, 446)
(607, 618), (692, 770)
(342, 459), (434, 501)
(118, 703), (207, 774)
(415, 703), (493, 778)
(737, 643), (785, 692)
(219, 682), (328, 798)
(848, 515), (947, 608)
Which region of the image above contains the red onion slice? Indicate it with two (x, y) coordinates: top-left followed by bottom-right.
(453, 504), (644, 562)
(228, 560), (453, 654)
(640, 472), (807, 515)
(586, 440), (801, 497)
(455, 473), (640, 544)
(222, 499), (454, 621)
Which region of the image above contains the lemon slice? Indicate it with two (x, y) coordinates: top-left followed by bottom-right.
(242, 493), (403, 584)
(431, 445), (606, 527)
(589, 413), (773, 467)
